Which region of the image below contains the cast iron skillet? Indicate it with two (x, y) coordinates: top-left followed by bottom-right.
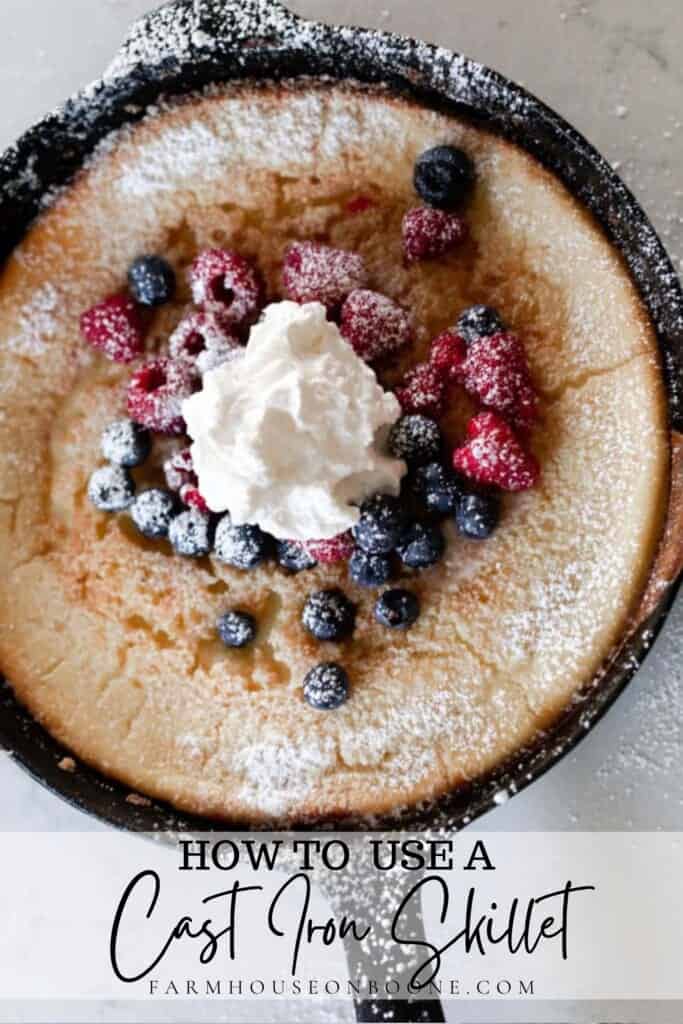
(1, 0), (683, 840)
(0, 1), (682, 1017)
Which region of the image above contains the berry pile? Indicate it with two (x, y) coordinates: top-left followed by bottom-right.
(304, 532), (355, 565)
(81, 143), (542, 714)
(402, 207), (468, 264)
(394, 304), (540, 494)
(80, 249), (264, 441)
(80, 246), (266, 522)
(127, 357), (196, 436)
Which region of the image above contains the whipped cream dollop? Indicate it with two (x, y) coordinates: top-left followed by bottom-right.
(182, 301), (406, 541)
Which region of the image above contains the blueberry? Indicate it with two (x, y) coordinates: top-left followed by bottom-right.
(88, 464), (135, 512)
(214, 515), (272, 569)
(128, 255), (176, 307)
(388, 415), (442, 467)
(277, 539), (317, 573)
(353, 494), (404, 554)
(303, 662), (349, 710)
(302, 589), (356, 642)
(169, 508), (213, 557)
(456, 304), (505, 345)
(455, 492), (501, 539)
(217, 610), (257, 649)
(349, 548), (393, 588)
(130, 488), (177, 538)
(414, 145), (475, 210)
(375, 589), (420, 629)
(413, 462), (463, 515)
(101, 419), (151, 468)
(396, 521), (445, 569)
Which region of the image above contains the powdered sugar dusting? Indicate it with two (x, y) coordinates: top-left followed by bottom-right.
(232, 735), (339, 816)
(6, 283), (58, 358)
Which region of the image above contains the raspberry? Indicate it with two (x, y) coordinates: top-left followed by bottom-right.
(340, 290), (412, 362)
(395, 362), (447, 418)
(461, 331), (538, 428)
(180, 484), (209, 514)
(80, 294), (145, 364)
(452, 411), (540, 492)
(127, 357), (196, 435)
(164, 447), (196, 491)
(429, 330), (467, 382)
(169, 311), (241, 375)
(282, 242), (368, 309)
(189, 249), (264, 329)
(402, 206), (468, 264)
(304, 532), (355, 564)
(217, 610), (257, 649)
(163, 450), (209, 513)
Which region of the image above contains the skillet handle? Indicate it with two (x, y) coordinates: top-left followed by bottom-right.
(327, 863), (446, 1024)
(106, 0), (304, 79)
